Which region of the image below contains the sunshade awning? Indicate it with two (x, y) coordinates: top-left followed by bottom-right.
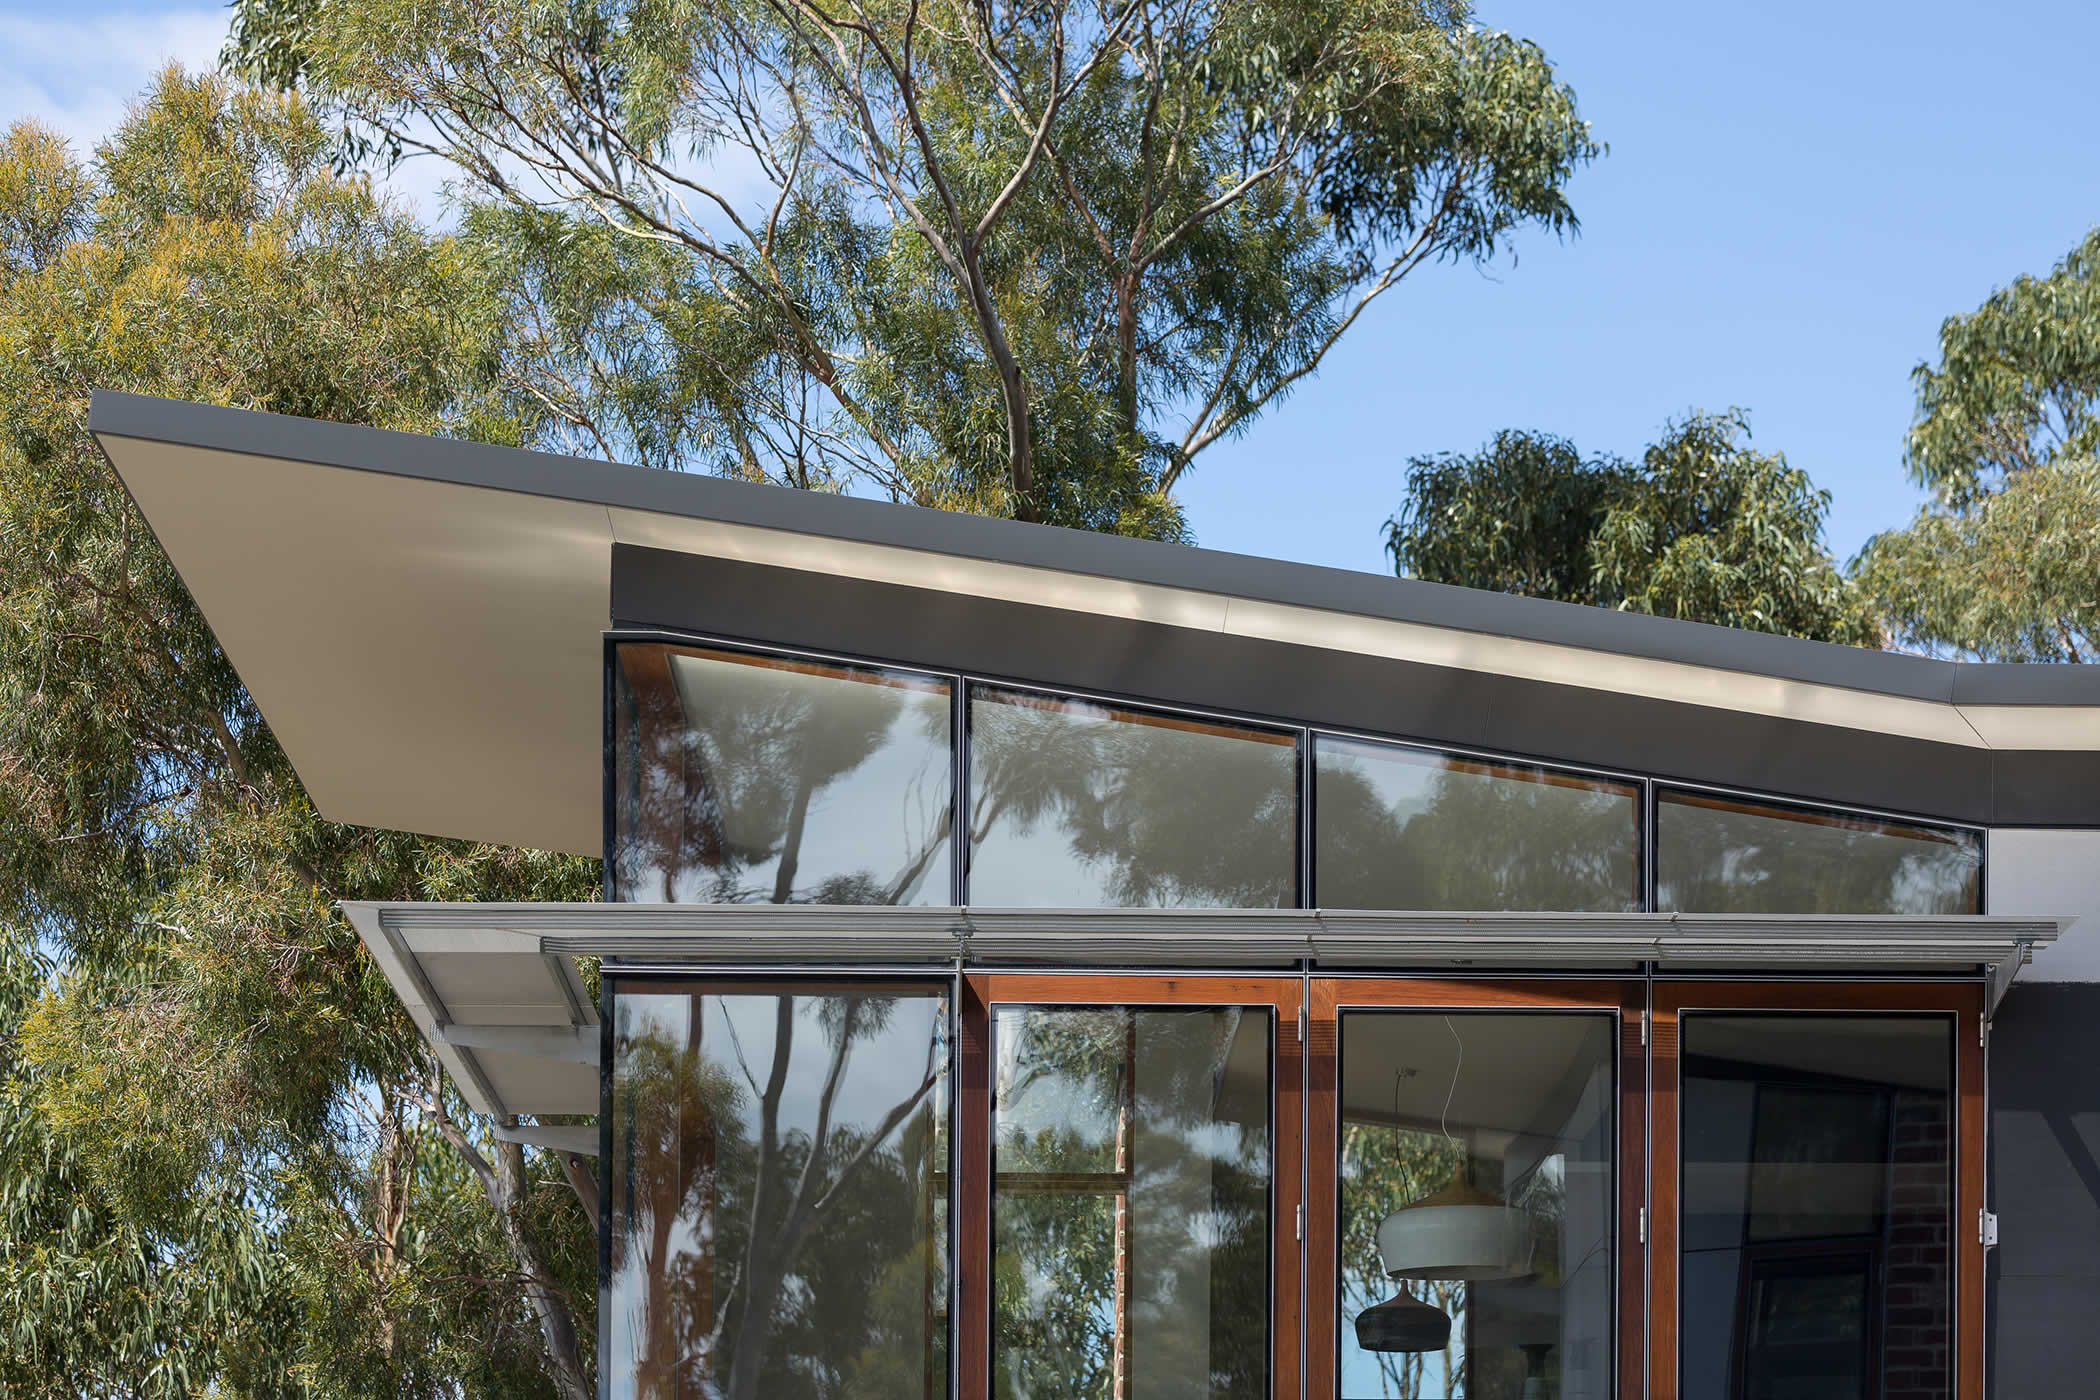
(344, 902), (2064, 1126)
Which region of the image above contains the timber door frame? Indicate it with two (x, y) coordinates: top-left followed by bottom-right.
(1306, 977), (1647, 1400)
(958, 973), (1307, 1400)
(1647, 980), (1986, 1400)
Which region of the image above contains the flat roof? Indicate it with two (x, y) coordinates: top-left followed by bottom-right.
(91, 390), (2100, 852)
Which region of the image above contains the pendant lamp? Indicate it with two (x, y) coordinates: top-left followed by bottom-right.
(1375, 1162), (1533, 1282)
(1372, 1017), (1533, 1284)
(1353, 1288), (1452, 1353)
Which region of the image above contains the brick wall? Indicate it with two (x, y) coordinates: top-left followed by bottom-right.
(1883, 1090), (1952, 1400)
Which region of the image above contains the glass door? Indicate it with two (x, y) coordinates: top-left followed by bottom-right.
(1309, 979), (1645, 1400)
(949, 974), (1987, 1400)
(1649, 983), (1985, 1400)
(959, 975), (1306, 1400)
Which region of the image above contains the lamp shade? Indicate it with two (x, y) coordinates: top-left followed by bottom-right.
(1376, 1173), (1533, 1283)
(1354, 1290), (1453, 1353)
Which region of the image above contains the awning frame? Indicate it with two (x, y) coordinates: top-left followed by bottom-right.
(345, 901), (2065, 1132)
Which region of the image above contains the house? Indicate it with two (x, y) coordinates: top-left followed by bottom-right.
(90, 389), (2100, 1399)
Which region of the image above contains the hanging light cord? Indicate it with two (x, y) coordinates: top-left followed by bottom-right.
(1438, 1015), (1463, 1146)
(1388, 1016), (1467, 1148)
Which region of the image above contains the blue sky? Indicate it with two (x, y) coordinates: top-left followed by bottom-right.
(1187, 0), (2100, 574)
(7, 0), (2098, 577)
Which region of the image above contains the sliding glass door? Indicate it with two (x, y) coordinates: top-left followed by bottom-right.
(1649, 983), (1985, 1400)
(1309, 980), (1646, 1400)
(960, 976), (1305, 1400)
(611, 974), (1986, 1400)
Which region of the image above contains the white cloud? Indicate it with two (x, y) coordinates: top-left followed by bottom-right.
(0, 7), (464, 222)
(0, 9), (777, 236)
(0, 8), (233, 159)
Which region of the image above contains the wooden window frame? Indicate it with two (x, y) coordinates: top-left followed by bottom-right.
(1647, 980), (1986, 1400)
(959, 974), (1306, 1400)
(1306, 978), (1646, 1400)
(656, 969), (1998, 1400)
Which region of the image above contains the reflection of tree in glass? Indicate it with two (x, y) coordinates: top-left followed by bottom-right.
(994, 1010), (1270, 1399)
(615, 993), (945, 1400)
(1339, 1124), (1470, 1400)
(1318, 748), (1639, 911)
(1656, 797), (1980, 914)
(616, 648), (951, 904)
(970, 694), (1296, 907)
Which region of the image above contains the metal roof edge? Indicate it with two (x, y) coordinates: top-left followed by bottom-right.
(351, 900), (2067, 950)
(93, 390), (2100, 709)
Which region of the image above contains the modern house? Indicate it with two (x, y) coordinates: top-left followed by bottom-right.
(90, 389), (2100, 1400)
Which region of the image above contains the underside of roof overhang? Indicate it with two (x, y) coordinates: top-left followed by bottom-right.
(91, 392), (2100, 853)
(345, 901), (2065, 1130)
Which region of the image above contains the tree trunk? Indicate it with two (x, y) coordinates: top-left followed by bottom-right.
(770, 768), (817, 904)
(956, 243), (1036, 520)
(1116, 272), (1139, 443)
(1002, 363), (1037, 522)
(491, 1136), (595, 1400)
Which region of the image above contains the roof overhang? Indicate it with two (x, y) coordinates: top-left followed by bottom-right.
(92, 391), (2100, 851)
(345, 901), (2064, 1125)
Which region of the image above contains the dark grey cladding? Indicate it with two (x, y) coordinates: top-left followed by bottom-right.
(613, 543), (2073, 826)
(1986, 983), (2100, 1397)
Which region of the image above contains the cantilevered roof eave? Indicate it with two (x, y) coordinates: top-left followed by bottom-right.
(91, 389), (2100, 707)
(89, 391), (2100, 855)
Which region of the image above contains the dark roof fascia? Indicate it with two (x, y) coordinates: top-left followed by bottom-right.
(86, 389), (2100, 707)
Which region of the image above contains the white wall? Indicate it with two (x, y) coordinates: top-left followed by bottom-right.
(1987, 829), (2100, 981)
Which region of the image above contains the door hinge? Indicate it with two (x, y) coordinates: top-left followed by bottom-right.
(1981, 1210), (1999, 1248)
(1638, 1206), (1647, 1246)
(1297, 1004), (1307, 1046)
(1296, 1203), (1304, 1242)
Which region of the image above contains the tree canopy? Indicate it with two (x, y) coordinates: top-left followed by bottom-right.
(226, 0), (1598, 537)
(1385, 412), (1878, 644)
(0, 71), (598, 1399)
(1856, 227), (2100, 661)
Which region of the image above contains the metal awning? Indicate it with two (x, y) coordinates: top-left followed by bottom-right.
(345, 902), (2065, 1131)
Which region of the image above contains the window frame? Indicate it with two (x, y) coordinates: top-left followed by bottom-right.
(603, 629), (1991, 916)
(1654, 783), (1985, 916)
(1307, 976), (1647, 1400)
(959, 973), (1307, 1400)
(1647, 980), (1986, 1400)
(602, 971), (963, 1400)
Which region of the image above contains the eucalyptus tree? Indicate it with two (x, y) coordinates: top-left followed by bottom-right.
(1855, 228), (2100, 661)
(229, 0), (1598, 536)
(0, 75), (599, 1399)
(1386, 413), (1877, 645)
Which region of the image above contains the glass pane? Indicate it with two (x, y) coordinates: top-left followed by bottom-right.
(613, 643), (953, 904)
(1656, 790), (1981, 914)
(1338, 1012), (1616, 1400)
(1315, 737), (1640, 911)
(968, 687), (1297, 907)
(1679, 1015), (1952, 1400)
(992, 1006), (1273, 1399)
(609, 983), (950, 1400)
